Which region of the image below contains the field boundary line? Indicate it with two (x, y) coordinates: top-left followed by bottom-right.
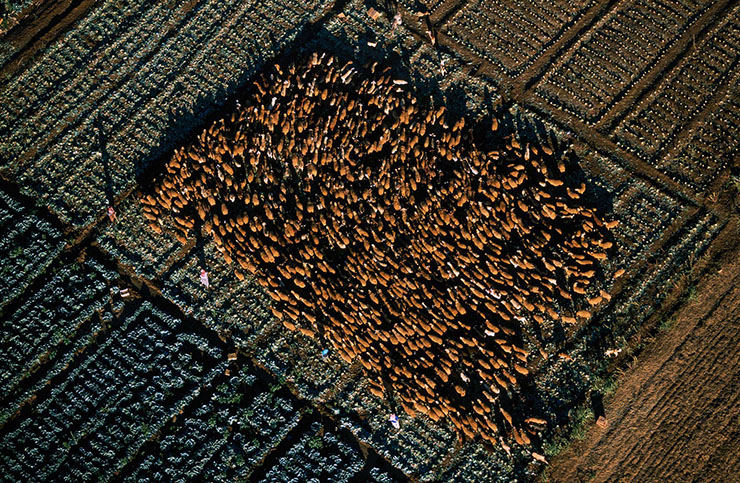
(519, 100), (702, 205)
(652, 66), (740, 179)
(433, 0), (472, 29)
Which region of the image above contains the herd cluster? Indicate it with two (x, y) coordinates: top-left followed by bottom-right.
(142, 52), (614, 446)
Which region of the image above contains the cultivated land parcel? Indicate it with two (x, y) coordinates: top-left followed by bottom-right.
(0, 0), (738, 481)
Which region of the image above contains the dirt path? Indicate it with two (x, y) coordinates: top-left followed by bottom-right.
(0, 0), (96, 81)
(549, 232), (740, 482)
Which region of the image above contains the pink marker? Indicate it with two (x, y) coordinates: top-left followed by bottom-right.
(199, 269), (210, 288)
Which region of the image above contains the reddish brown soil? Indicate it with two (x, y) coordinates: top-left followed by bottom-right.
(548, 220), (740, 482)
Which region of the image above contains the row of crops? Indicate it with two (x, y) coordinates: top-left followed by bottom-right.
(661, 82), (740, 191)
(160, 240), (276, 346)
(613, 6), (740, 161)
(326, 375), (461, 480)
(0, 186), (65, 309)
(122, 365), (302, 482)
(0, 192), (405, 481)
(0, 300), (230, 481)
(313, 0), (501, 114)
(0, 0), (333, 227)
(0, 257), (117, 425)
(443, 0), (598, 77)
(535, 0), (713, 124)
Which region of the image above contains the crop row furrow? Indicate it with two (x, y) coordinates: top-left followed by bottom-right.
(13, 0), (242, 177)
(0, 0), (150, 140)
(443, 0), (597, 76)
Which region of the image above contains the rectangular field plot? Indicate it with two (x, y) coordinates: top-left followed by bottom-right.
(443, 0), (598, 76)
(0, 301), (229, 482)
(0, 188), (65, 309)
(122, 366), (303, 482)
(97, 195), (185, 280)
(656, 77), (740, 192)
(316, 0), (501, 112)
(0, 257), (118, 426)
(161, 240), (276, 346)
(514, 107), (693, 280)
(607, 211), (722, 339)
(0, 0), (332, 228)
(613, 7), (740, 165)
(256, 421), (365, 482)
(534, 0), (711, 124)
(255, 326), (352, 403)
(327, 376), (458, 481)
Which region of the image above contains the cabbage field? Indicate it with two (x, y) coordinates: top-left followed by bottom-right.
(0, 0), (738, 481)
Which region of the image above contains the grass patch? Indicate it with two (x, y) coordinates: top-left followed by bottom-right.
(542, 406), (595, 460)
(658, 315), (677, 333)
(592, 374), (618, 396)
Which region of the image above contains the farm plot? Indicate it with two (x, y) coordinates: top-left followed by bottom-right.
(655, 74), (740, 192)
(0, 0), (333, 228)
(98, 198), (276, 346)
(255, 420), (364, 482)
(128, 61), (715, 479)
(0, 186), (65, 309)
(326, 375), (459, 481)
(533, 0), (717, 125)
(254, 326), (351, 403)
(312, 0), (502, 113)
(441, 0), (599, 77)
(160, 240), (276, 346)
(0, 256), (118, 426)
(97, 194), (186, 280)
(121, 363), (303, 482)
(612, 6), (740, 162)
(0, 301), (229, 481)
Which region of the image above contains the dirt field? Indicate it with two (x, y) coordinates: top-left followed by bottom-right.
(549, 220), (740, 482)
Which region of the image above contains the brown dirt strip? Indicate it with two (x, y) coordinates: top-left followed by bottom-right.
(548, 225), (740, 483)
(0, 0), (97, 81)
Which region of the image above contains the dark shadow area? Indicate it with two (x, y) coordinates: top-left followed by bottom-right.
(590, 391), (605, 420)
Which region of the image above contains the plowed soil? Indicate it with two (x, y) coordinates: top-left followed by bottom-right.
(549, 222), (740, 482)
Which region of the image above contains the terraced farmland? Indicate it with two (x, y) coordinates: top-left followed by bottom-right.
(1, 0), (738, 481)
